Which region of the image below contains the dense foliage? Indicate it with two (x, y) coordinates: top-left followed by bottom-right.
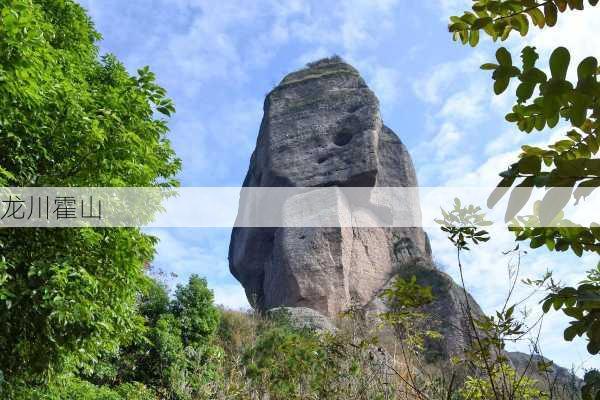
(0, 0), (180, 395)
(3, 273), (222, 399)
(86, 275), (222, 400)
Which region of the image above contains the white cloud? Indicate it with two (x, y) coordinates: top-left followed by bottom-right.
(417, 153), (474, 185)
(432, 122), (464, 159)
(413, 53), (485, 104)
(439, 84), (487, 123)
(527, 7), (600, 66)
(295, 46), (332, 66)
(432, 0), (472, 19)
(412, 53), (495, 183)
(356, 63), (404, 112)
(148, 230), (225, 276)
(484, 129), (523, 156)
(446, 151), (516, 186)
(212, 284), (251, 310)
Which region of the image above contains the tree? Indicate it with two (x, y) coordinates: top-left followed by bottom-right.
(0, 0), (180, 388)
(172, 275), (221, 347)
(139, 278), (171, 327)
(87, 275), (222, 399)
(447, 0), (600, 354)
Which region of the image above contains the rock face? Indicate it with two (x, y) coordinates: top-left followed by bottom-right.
(228, 57), (473, 358)
(507, 352), (581, 395)
(366, 261), (486, 360)
(229, 57), (582, 376)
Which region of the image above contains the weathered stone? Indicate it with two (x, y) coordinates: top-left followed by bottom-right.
(228, 56), (578, 377)
(507, 351), (582, 394)
(366, 261), (486, 360)
(229, 56), (430, 317)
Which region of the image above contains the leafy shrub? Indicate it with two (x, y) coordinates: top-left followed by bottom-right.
(6, 376), (156, 400)
(217, 307), (259, 354)
(243, 325), (328, 398)
(459, 364), (548, 400)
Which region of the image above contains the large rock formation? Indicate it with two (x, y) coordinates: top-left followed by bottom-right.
(228, 57), (481, 358)
(228, 57), (582, 385)
(230, 57), (428, 306)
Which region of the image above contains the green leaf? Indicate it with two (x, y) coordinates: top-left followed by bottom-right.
(0, 166), (15, 181)
(527, 8), (546, 27)
(472, 17), (493, 29)
(587, 340), (600, 354)
(547, 112), (560, 128)
(555, 0), (568, 11)
(518, 156), (541, 174)
(572, 241), (584, 256)
(511, 14), (529, 36)
(494, 76), (510, 95)
(501, 24), (513, 40)
(483, 22), (498, 39)
(544, 2), (558, 27)
(578, 57), (598, 80)
(505, 177), (534, 222)
(570, 98), (588, 126)
(568, 0), (585, 10)
(521, 68), (547, 83)
(530, 236), (546, 248)
(460, 11), (477, 24)
(564, 325), (579, 341)
(469, 29), (480, 47)
(539, 186), (574, 226)
(542, 298), (553, 313)
(534, 115), (546, 130)
(555, 158), (586, 177)
(449, 22), (469, 31)
(488, 176), (516, 208)
(516, 82), (536, 103)
(481, 63), (499, 70)
(506, 113), (519, 122)
(521, 46), (539, 70)
(496, 47), (512, 66)
(550, 47), (570, 80)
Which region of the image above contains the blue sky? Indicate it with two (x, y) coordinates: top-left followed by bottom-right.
(78, 0), (600, 372)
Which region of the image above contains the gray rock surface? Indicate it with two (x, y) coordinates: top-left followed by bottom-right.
(366, 261), (486, 360)
(229, 57), (430, 317)
(228, 56), (579, 378)
(507, 351), (582, 394)
(228, 57), (478, 357)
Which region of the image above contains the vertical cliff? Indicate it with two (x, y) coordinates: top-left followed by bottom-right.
(229, 57), (479, 358)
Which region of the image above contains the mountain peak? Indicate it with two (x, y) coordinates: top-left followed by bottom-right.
(277, 56), (361, 88)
